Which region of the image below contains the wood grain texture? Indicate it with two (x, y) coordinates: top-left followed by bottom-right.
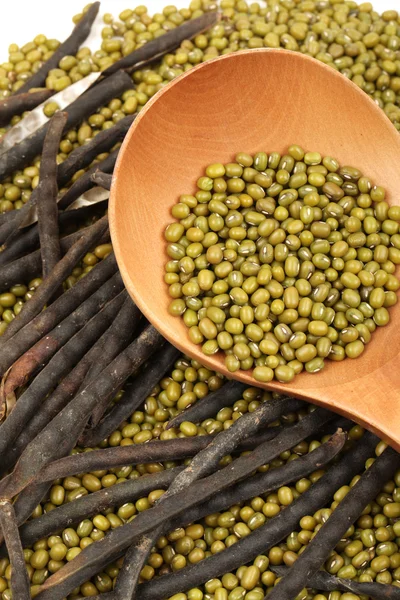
(109, 49), (400, 450)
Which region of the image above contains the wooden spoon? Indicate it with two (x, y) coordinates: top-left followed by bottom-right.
(109, 49), (400, 450)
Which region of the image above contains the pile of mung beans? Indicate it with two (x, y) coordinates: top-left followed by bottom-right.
(165, 148), (400, 382)
(1, 1), (400, 599)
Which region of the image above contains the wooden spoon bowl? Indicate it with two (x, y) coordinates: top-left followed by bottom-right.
(109, 49), (400, 450)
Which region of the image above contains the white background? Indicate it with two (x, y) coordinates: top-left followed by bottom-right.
(0, 0), (398, 59)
